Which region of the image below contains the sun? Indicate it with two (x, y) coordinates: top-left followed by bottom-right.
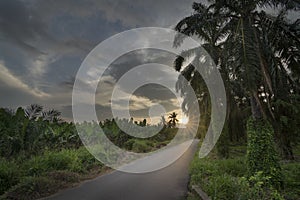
(180, 116), (189, 125)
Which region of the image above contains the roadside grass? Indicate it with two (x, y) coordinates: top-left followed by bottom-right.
(0, 147), (104, 200)
(187, 143), (300, 200)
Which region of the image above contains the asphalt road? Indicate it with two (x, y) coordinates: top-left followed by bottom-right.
(45, 140), (199, 200)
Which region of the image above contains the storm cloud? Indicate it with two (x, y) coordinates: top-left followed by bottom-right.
(0, 0), (196, 122)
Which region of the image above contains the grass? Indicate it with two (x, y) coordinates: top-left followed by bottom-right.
(0, 147), (105, 199)
(0, 136), (168, 199)
(187, 143), (300, 200)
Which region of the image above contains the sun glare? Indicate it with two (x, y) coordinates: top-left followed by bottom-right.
(180, 116), (189, 125)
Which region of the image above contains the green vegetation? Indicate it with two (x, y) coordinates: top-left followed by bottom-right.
(246, 118), (282, 188)
(174, 1), (299, 199)
(187, 144), (300, 200)
(0, 105), (178, 199)
(0, 0), (299, 199)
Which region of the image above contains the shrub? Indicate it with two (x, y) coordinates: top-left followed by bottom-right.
(124, 139), (135, 150)
(189, 157), (247, 199)
(76, 147), (102, 171)
(45, 170), (80, 184)
(1, 176), (59, 200)
(131, 140), (152, 153)
(205, 174), (241, 200)
(45, 149), (81, 172)
(216, 158), (246, 177)
(0, 159), (20, 195)
(238, 172), (284, 200)
(23, 155), (48, 176)
(189, 157), (246, 185)
(281, 162), (300, 199)
(189, 156), (286, 200)
(23, 149), (83, 176)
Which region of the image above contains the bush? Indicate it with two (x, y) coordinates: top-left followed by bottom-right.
(0, 159), (21, 195)
(23, 155), (48, 176)
(1, 176), (59, 200)
(45, 149), (82, 172)
(45, 170), (80, 184)
(189, 157), (247, 199)
(190, 157), (246, 185)
(23, 149), (83, 176)
(238, 172), (284, 200)
(76, 147), (103, 171)
(282, 162), (300, 199)
(131, 140), (152, 153)
(23, 148), (103, 176)
(189, 156), (285, 200)
(124, 139), (135, 150)
(206, 174), (241, 199)
(217, 158), (246, 176)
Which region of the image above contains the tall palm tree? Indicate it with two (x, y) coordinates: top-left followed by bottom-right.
(173, 0), (299, 186)
(174, 0), (299, 118)
(174, 0), (299, 158)
(216, 0), (300, 160)
(174, 2), (227, 138)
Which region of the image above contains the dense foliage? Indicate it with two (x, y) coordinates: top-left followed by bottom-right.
(246, 118), (282, 189)
(174, 1), (300, 199)
(0, 105), (178, 199)
(188, 144), (300, 200)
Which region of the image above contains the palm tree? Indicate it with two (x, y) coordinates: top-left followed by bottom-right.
(168, 112), (179, 128)
(173, 0), (299, 187)
(215, 0), (300, 160)
(175, 0), (299, 117)
(174, 2), (221, 137)
(174, 0), (299, 158)
(25, 104), (43, 120)
(42, 109), (62, 123)
(25, 104), (62, 122)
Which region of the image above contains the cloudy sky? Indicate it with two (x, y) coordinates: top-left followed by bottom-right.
(0, 0), (197, 123)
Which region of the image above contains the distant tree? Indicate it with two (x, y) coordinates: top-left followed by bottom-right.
(42, 109), (61, 123)
(25, 104), (43, 120)
(142, 119), (147, 127)
(168, 112), (179, 128)
(24, 104), (62, 122)
(160, 115), (167, 128)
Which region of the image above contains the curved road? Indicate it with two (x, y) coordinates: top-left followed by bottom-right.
(45, 140), (199, 200)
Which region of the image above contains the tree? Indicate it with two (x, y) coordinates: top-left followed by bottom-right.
(0, 105), (67, 158)
(168, 112), (179, 128)
(174, 0), (299, 187)
(25, 104), (43, 120)
(42, 109), (62, 123)
(160, 115), (167, 128)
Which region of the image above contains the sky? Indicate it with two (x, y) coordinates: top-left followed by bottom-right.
(1, 0), (298, 124)
(0, 0), (196, 123)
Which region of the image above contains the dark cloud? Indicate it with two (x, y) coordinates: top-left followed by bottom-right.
(133, 84), (177, 101)
(107, 49), (177, 80)
(0, 0), (198, 122)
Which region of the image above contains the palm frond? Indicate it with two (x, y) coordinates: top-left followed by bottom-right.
(25, 104), (43, 120)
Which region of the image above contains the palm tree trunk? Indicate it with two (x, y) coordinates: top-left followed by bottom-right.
(250, 93), (262, 119)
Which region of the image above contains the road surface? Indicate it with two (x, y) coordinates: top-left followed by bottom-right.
(45, 140), (199, 200)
